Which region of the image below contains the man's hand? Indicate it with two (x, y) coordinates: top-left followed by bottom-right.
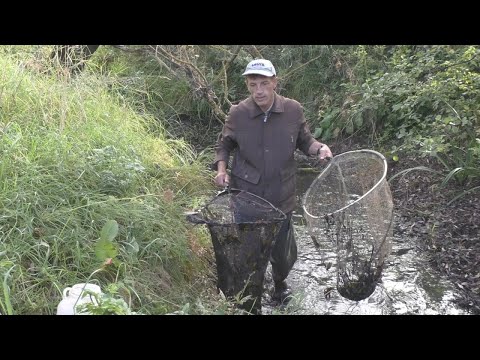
(214, 171), (230, 187)
(214, 160), (230, 187)
(317, 144), (333, 165)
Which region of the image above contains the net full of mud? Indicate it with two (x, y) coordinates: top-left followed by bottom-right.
(187, 188), (286, 313)
(303, 150), (394, 301)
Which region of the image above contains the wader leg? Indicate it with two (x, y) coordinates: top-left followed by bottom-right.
(270, 212), (297, 282)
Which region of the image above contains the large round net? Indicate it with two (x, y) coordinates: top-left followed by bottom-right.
(303, 150), (393, 301)
(187, 188), (286, 314)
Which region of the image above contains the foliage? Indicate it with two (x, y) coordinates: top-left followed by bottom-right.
(333, 45), (480, 187)
(2, 44), (479, 314)
(95, 219), (119, 263)
(0, 263), (15, 315)
(0, 47), (215, 314)
(82, 44), (480, 311)
(76, 283), (137, 315)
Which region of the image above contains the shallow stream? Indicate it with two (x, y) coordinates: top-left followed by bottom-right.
(261, 171), (465, 315)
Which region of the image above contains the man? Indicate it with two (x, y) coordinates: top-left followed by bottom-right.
(212, 58), (333, 304)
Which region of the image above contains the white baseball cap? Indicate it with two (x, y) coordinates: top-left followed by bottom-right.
(242, 59), (276, 77)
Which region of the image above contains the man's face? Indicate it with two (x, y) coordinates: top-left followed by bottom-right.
(246, 75), (277, 111)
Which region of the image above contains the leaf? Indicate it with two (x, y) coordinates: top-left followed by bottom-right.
(392, 155), (399, 161)
(2, 265), (15, 315)
(346, 121), (354, 135)
(95, 239), (118, 262)
(126, 240), (140, 254)
(388, 166), (441, 183)
(447, 185), (480, 205)
(96, 220), (119, 262)
(353, 113), (363, 127)
(322, 128), (332, 141)
(218, 289), (226, 300)
(313, 127), (323, 138)
(441, 167), (464, 187)
(320, 116), (332, 128)
(100, 220), (119, 242)
(392, 104), (402, 111)
(181, 303), (190, 314)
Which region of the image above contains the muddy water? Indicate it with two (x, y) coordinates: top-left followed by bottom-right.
(261, 171), (465, 315)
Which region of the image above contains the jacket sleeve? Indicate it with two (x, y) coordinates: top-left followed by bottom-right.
(211, 107), (238, 171)
(296, 106), (316, 155)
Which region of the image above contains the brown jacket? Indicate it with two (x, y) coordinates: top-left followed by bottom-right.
(213, 93), (316, 213)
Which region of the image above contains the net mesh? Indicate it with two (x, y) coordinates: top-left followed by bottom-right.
(303, 150), (394, 301)
(187, 189), (286, 313)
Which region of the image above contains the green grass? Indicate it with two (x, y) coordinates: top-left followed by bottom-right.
(0, 46), (217, 314)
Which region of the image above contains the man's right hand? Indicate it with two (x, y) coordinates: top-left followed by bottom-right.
(214, 171), (230, 187)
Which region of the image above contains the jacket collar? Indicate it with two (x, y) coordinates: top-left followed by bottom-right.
(247, 92), (285, 119)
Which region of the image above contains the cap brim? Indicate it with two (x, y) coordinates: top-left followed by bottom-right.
(242, 70), (275, 77)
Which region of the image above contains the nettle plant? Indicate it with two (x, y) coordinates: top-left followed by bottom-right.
(86, 145), (145, 196)
(76, 220), (138, 315)
(76, 283), (136, 315)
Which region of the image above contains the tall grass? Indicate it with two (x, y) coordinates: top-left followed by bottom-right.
(0, 47), (217, 314)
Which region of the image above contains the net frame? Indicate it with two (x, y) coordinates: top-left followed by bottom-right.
(187, 188), (286, 227)
(302, 149), (394, 301)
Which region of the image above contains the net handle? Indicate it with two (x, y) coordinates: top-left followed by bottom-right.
(302, 149), (388, 219)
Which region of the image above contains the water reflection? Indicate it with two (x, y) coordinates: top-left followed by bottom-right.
(262, 170), (465, 315)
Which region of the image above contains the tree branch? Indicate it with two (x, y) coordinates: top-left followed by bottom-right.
(150, 45), (227, 124)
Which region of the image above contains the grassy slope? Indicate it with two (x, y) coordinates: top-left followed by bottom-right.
(0, 47), (218, 315)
